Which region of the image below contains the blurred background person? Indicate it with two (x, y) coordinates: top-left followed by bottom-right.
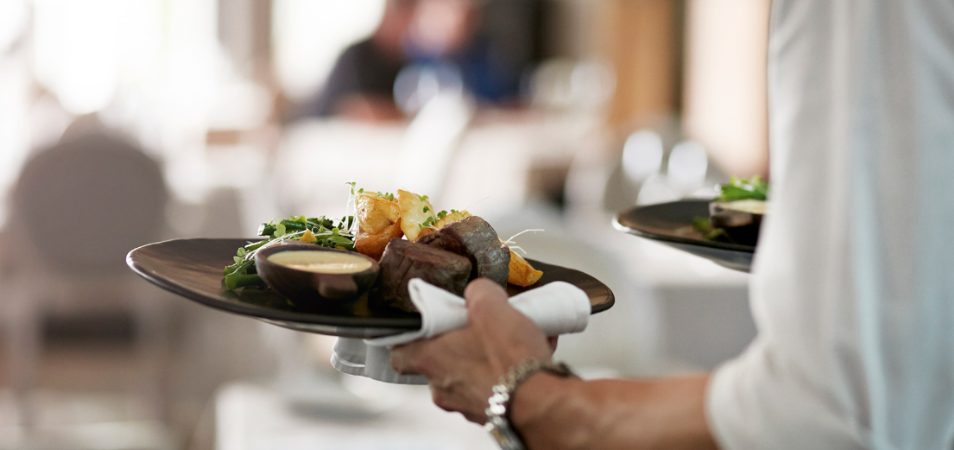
(296, 0), (529, 122)
(401, 0), (524, 107)
(300, 0), (416, 121)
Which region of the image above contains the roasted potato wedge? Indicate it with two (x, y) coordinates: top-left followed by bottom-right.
(507, 248), (544, 287)
(434, 210), (471, 229)
(397, 189), (436, 242)
(354, 192), (403, 259)
(415, 209), (472, 241)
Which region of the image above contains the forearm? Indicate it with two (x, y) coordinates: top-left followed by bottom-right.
(511, 373), (717, 450)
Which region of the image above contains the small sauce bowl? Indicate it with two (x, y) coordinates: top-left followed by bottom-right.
(255, 244), (379, 302)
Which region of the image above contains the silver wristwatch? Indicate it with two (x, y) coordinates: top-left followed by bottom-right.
(484, 359), (575, 450)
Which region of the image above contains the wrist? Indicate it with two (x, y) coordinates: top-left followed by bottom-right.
(484, 360), (576, 449)
(510, 373), (590, 450)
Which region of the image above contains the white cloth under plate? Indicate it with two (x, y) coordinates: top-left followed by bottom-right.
(331, 278), (591, 384)
(367, 278), (591, 347)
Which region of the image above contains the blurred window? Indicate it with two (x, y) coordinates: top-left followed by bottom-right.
(0, 58), (29, 227)
(0, 0), (29, 227)
(0, 0), (27, 53)
(271, 0), (386, 100)
(28, 0), (223, 151)
(33, 0), (164, 115)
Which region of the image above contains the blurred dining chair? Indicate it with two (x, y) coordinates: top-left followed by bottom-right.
(271, 93), (473, 218)
(269, 120), (406, 219)
(1, 131), (172, 435)
(393, 92), (475, 204)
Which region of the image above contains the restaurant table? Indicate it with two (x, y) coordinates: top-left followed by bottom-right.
(212, 380), (496, 450)
(594, 225), (756, 371)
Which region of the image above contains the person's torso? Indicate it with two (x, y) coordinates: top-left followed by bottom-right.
(755, 1), (954, 448)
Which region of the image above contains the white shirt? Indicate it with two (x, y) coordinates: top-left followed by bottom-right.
(707, 2), (954, 449)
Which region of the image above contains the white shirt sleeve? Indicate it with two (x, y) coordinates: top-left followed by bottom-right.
(706, 1), (954, 449)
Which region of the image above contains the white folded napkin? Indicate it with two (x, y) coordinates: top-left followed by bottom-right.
(331, 278), (592, 383)
(365, 278), (591, 347)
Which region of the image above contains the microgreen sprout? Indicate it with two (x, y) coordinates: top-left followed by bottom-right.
(503, 229), (544, 256)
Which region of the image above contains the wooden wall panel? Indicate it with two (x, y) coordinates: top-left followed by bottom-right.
(600, 0), (681, 130)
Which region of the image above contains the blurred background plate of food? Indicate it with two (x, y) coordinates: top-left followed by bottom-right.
(614, 199), (756, 273)
(614, 176), (766, 273)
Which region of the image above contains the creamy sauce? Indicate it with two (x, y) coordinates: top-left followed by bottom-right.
(268, 250), (372, 274)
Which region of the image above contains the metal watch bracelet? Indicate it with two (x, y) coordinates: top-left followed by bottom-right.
(484, 359), (576, 450)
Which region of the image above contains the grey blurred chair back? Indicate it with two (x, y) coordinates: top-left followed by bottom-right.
(12, 133), (167, 275)
(4, 132), (175, 439)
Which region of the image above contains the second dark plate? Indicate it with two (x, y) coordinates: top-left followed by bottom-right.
(614, 200), (756, 272)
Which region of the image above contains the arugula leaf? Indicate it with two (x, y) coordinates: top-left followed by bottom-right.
(223, 214), (357, 291)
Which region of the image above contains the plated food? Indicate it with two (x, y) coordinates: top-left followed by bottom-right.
(693, 176), (768, 246)
(223, 184), (544, 312)
(128, 238), (614, 337)
(614, 200), (755, 272)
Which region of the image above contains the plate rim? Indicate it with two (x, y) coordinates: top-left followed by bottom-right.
(127, 238), (424, 330)
(613, 199), (756, 254)
(127, 238), (615, 331)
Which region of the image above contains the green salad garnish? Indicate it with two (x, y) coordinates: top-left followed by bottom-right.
(223, 215), (355, 290)
(716, 176), (769, 202)
(692, 176), (770, 243)
(692, 217), (731, 243)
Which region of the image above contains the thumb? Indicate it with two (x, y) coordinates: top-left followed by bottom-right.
(464, 278), (509, 320)
(465, 278), (551, 375)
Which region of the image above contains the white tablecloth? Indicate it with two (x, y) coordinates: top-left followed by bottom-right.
(214, 380), (495, 450)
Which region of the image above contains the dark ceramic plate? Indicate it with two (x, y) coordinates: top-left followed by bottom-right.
(127, 238), (615, 338)
(614, 200), (756, 272)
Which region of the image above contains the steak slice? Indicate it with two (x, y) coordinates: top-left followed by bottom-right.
(374, 238), (472, 312)
(418, 216), (510, 286)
